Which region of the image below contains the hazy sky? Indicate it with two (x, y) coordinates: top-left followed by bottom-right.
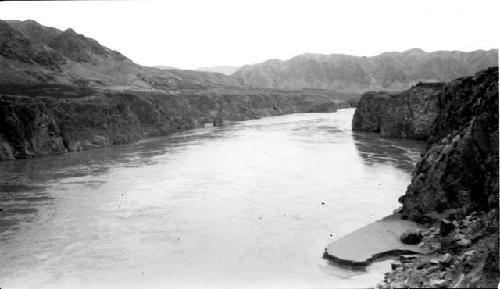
(0, 0), (498, 69)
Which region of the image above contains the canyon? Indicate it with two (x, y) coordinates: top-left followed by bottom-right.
(0, 20), (357, 160)
(0, 18), (498, 289)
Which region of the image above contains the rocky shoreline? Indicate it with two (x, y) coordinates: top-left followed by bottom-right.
(347, 67), (499, 288)
(377, 210), (499, 288)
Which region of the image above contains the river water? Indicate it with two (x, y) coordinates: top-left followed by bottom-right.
(0, 108), (424, 289)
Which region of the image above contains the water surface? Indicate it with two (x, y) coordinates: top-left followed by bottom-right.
(0, 109), (424, 289)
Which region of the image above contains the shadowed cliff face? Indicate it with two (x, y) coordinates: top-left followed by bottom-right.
(376, 67), (499, 288)
(0, 86), (355, 161)
(352, 83), (444, 140)
(351, 67), (499, 219)
(400, 67), (499, 221)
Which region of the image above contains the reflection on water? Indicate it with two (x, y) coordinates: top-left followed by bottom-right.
(0, 108), (424, 289)
(353, 132), (425, 173)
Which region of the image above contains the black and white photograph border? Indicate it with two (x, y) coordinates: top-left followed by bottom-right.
(0, 0), (498, 288)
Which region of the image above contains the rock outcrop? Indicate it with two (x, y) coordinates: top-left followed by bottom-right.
(232, 49), (498, 92)
(377, 67), (499, 288)
(352, 83), (444, 139)
(400, 67), (498, 221)
(349, 67), (499, 287)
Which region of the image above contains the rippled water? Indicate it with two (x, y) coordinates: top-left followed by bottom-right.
(0, 109), (424, 289)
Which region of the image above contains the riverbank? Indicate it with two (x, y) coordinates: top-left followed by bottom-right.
(0, 86), (357, 161)
(339, 67), (499, 288)
(0, 19), (360, 161)
(323, 214), (428, 266)
(0, 109), (420, 289)
(377, 210), (499, 288)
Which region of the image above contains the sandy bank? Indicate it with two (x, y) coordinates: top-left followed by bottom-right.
(323, 214), (428, 266)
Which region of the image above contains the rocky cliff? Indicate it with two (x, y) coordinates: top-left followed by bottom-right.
(232, 49), (498, 93)
(353, 66), (498, 227)
(352, 83), (444, 139)
(0, 85), (353, 161)
(375, 67), (499, 288)
(400, 67), (498, 221)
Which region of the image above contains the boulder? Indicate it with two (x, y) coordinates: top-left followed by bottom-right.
(440, 219), (455, 236)
(400, 229), (423, 245)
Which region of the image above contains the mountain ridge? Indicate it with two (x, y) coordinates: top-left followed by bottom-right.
(0, 19), (244, 89)
(232, 49), (498, 92)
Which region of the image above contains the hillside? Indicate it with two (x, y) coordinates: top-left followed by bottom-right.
(0, 19), (359, 161)
(0, 19), (243, 89)
(232, 49), (498, 92)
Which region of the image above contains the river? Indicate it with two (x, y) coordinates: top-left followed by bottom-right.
(0, 108), (424, 289)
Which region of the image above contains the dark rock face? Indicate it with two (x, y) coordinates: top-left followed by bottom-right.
(400, 67), (499, 221)
(233, 49), (498, 93)
(352, 83), (444, 139)
(440, 220), (455, 237)
(374, 67), (499, 288)
(0, 86), (348, 161)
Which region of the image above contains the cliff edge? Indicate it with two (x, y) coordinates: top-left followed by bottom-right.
(352, 82), (444, 139)
(377, 67), (499, 288)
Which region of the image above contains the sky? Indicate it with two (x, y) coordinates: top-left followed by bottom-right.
(0, 0), (498, 69)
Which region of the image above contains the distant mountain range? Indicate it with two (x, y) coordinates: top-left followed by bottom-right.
(232, 49), (498, 92)
(197, 66), (240, 75)
(154, 65), (179, 70)
(1, 19), (497, 94)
